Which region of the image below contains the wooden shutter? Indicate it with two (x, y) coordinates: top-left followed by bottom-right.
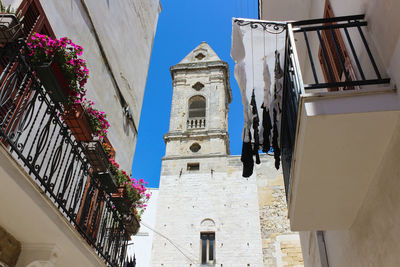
(18, 0), (55, 38)
(0, 0), (55, 136)
(318, 0), (357, 91)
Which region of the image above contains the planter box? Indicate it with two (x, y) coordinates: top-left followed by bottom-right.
(102, 136), (116, 159)
(96, 171), (118, 194)
(35, 61), (70, 103)
(122, 212), (140, 237)
(0, 14), (22, 43)
(111, 186), (132, 214)
(84, 140), (109, 172)
(63, 104), (93, 142)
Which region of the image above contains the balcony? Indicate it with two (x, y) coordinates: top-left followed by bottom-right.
(187, 117), (206, 130)
(281, 15), (399, 230)
(0, 41), (129, 266)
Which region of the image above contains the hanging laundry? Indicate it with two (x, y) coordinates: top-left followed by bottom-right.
(271, 50), (283, 169)
(241, 129), (254, 177)
(261, 103), (272, 152)
(250, 89), (261, 164)
(272, 106), (281, 169)
(259, 57), (271, 150)
(231, 18), (286, 177)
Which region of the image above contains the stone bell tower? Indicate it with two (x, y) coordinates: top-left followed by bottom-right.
(151, 42), (303, 267)
(151, 43), (265, 267)
(164, 41), (232, 159)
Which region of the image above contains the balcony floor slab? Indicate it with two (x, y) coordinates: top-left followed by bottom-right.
(289, 88), (400, 231)
(0, 144), (106, 267)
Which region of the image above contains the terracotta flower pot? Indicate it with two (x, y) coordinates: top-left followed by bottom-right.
(84, 140), (109, 172)
(96, 171), (118, 194)
(111, 186), (133, 214)
(63, 104), (93, 142)
(35, 61), (71, 103)
(122, 212), (140, 237)
(102, 136), (116, 159)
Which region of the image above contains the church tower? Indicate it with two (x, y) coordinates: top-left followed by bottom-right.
(151, 43), (264, 266)
(164, 41), (232, 160)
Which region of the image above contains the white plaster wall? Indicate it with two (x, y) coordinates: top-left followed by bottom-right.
(151, 156), (264, 267)
(35, 0), (160, 170)
(128, 189), (159, 267)
(301, 118), (400, 267)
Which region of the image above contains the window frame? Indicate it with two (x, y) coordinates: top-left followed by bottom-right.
(200, 232), (215, 265)
(188, 95), (206, 119)
(187, 162), (200, 171)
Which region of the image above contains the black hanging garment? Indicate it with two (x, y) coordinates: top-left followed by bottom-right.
(241, 130), (254, 177)
(272, 106), (281, 169)
(125, 255), (136, 267)
(250, 89), (261, 164)
(261, 103), (272, 153)
(272, 50), (283, 170)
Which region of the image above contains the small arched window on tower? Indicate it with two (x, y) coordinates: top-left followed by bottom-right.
(187, 95), (206, 130)
(200, 219), (216, 265)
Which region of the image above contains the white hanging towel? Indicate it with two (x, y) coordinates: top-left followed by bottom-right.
(231, 18), (285, 143)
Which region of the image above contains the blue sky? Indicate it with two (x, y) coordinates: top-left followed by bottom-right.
(131, 0), (258, 188)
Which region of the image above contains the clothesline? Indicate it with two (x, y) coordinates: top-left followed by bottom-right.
(231, 17), (286, 177)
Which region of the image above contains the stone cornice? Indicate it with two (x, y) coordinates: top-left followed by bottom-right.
(162, 154), (228, 161)
(170, 60), (228, 73)
(170, 60), (232, 103)
(163, 130), (229, 143)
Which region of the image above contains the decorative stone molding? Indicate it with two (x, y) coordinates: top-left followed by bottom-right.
(0, 225), (21, 267)
(18, 244), (61, 267)
(200, 219), (216, 232)
(192, 82), (204, 91)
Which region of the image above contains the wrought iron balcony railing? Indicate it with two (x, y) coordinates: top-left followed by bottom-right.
(0, 41), (128, 267)
(280, 15), (391, 199)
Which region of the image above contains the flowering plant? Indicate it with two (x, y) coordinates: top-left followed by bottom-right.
(109, 158), (119, 175)
(125, 177), (151, 214)
(27, 33), (89, 104)
(83, 99), (109, 138)
(102, 142), (113, 158)
(109, 158), (150, 215)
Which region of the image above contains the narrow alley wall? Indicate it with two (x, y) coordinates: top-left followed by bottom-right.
(256, 155), (304, 267)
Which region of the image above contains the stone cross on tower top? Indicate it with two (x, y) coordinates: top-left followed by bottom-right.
(164, 42), (232, 159)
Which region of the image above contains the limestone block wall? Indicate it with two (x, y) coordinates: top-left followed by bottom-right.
(255, 155), (304, 267)
(151, 156), (264, 267)
(169, 67), (228, 134)
(164, 135), (229, 158)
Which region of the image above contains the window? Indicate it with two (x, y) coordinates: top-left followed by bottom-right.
(187, 163), (199, 171)
(188, 95), (206, 118)
(201, 233), (215, 265)
(192, 82), (204, 91)
(195, 53), (206, 60)
(190, 143), (201, 153)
